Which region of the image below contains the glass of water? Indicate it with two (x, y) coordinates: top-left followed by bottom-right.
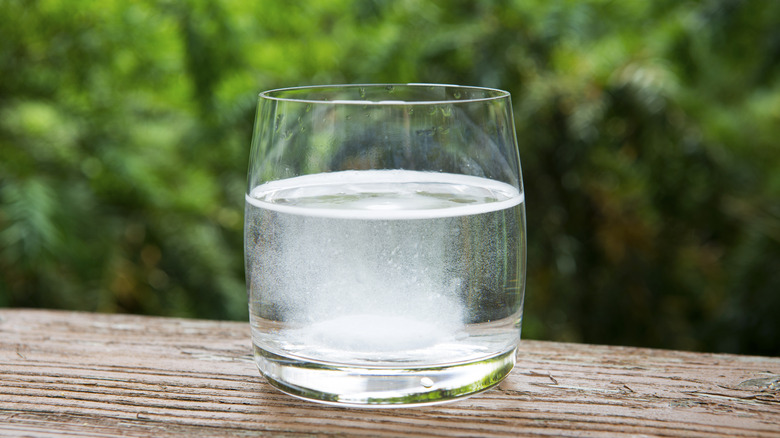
(244, 84), (526, 406)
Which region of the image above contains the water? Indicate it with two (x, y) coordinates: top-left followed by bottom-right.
(244, 170), (525, 404)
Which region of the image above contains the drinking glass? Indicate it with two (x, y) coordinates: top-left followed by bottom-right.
(244, 84), (526, 406)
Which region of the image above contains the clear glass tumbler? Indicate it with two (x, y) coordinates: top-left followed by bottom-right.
(244, 84), (526, 406)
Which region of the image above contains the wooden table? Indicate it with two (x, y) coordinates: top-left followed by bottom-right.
(1, 309), (777, 437)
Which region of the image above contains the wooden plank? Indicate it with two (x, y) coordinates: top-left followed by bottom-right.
(0, 309), (777, 437)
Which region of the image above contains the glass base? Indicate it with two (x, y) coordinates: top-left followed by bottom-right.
(253, 345), (516, 407)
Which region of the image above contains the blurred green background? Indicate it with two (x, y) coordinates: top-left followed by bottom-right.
(1, 0), (778, 356)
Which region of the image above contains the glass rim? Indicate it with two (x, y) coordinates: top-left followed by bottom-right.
(258, 83), (510, 105)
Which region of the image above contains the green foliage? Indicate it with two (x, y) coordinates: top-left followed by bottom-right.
(1, 0), (778, 354)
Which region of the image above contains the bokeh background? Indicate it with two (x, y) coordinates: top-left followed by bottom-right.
(1, 0), (778, 356)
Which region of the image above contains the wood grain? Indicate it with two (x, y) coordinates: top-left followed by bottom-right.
(0, 309), (778, 437)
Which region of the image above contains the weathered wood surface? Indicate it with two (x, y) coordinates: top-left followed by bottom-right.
(0, 309), (777, 437)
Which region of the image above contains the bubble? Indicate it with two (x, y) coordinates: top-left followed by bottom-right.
(420, 377), (434, 388)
